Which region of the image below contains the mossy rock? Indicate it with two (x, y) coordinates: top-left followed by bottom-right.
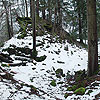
(55, 68), (63, 75)
(46, 45), (50, 48)
(16, 47), (32, 55)
(50, 80), (56, 87)
(74, 87), (85, 95)
(2, 47), (16, 55)
(55, 68), (65, 78)
(67, 87), (73, 91)
(72, 85), (78, 91)
(57, 81), (64, 84)
(67, 85), (77, 91)
(56, 74), (61, 78)
(86, 90), (93, 95)
(64, 93), (73, 98)
(35, 55), (47, 62)
(62, 74), (65, 77)
(64, 93), (69, 98)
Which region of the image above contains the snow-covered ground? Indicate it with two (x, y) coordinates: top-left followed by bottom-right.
(0, 32), (100, 100)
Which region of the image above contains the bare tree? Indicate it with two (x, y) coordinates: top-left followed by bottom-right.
(36, 0), (39, 17)
(2, 0), (12, 39)
(25, 0), (28, 17)
(31, 0), (36, 51)
(87, 0), (98, 76)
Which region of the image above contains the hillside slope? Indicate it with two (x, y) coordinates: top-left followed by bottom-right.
(0, 30), (89, 100)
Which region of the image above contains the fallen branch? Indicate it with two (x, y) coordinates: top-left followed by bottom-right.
(8, 61), (27, 66)
(15, 56), (33, 62)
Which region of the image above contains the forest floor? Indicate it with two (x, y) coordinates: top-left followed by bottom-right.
(0, 31), (100, 100)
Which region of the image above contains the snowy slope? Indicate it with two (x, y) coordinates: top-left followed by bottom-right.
(1, 32), (99, 100)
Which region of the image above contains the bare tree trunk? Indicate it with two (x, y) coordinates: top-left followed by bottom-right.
(36, 0), (39, 17)
(87, 0), (98, 76)
(42, 8), (45, 19)
(42, 0), (45, 20)
(31, 0), (36, 51)
(76, 0), (83, 43)
(53, 6), (57, 33)
(48, 0), (51, 22)
(2, 0), (12, 39)
(9, 1), (13, 37)
(57, 0), (62, 36)
(30, 0), (32, 17)
(25, 0), (28, 17)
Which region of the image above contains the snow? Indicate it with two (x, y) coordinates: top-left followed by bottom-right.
(0, 32), (100, 100)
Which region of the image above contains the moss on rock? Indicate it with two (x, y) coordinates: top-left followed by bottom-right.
(35, 55), (47, 62)
(55, 68), (63, 75)
(50, 80), (56, 87)
(74, 87), (85, 95)
(67, 85), (78, 91)
(64, 93), (69, 98)
(67, 87), (73, 91)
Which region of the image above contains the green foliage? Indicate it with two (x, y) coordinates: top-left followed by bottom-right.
(75, 76), (82, 82)
(1, 64), (9, 67)
(50, 80), (56, 87)
(67, 85), (77, 91)
(74, 87), (85, 95)
(29, 85), (37, 90)
(67, 87), (73, 91)
(17, 17), (32, 34)
(17, 33), (27, 39)
(72, 85), (78, 91)
(17, 17), (32, 26)
(64, 93), (69, 98)
(43, 23), (52, 32)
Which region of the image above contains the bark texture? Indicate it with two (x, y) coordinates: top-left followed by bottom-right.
(87, 0), (98, 76)
(31, 0), (36, 50)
